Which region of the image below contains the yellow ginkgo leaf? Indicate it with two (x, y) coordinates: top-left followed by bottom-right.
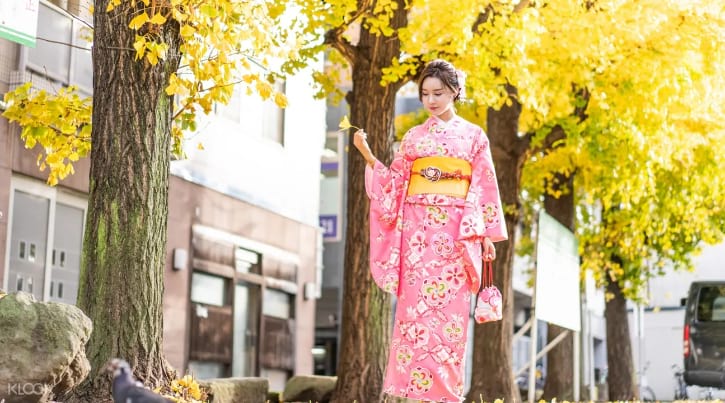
(180, 25), (195, 38)
(149, 12), (167, 25)
(274, 92), (287, 108)
(128, 12), (149, 30)
(339, 115), (361, 131)
(133, 36), (146, 60)
(197, 142), (204, 150)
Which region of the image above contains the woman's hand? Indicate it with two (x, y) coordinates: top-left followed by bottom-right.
(483, 237), (496, 261)
(353, 129), (376, 167)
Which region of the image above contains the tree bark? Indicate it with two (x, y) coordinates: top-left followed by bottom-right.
(604, 274), (637, 400)
(541, 174), (575, 401)
(330, 2), (407, 402)
(467, 85), (527, 403)
(67, 1), (181, 401)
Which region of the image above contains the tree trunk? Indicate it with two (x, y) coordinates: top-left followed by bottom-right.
(68, 2), (181, 401)
(604, 274), (637, 400)
(330, 2), (407, 402)
(541, 175), (575, 401)
(467, 85), (527, 403)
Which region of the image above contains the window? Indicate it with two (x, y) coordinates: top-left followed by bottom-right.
(190, 272), (227, 306)
(263, 288), (293, 319)
(215, 82), (285, 144)
(261, 82), (285, 144)
(47, 0), (90, 17)
(3, 176), (86, 304)
(696, 286), (725, 322)
(26, 1), (93, 93)
(235, 247), (260, 274)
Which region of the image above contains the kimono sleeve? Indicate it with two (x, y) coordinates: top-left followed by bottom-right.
(364, 143), (410, 295)
(458, 128), (508, 293)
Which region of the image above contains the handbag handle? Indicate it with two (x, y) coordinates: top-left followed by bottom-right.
(482, 259), (494, 290)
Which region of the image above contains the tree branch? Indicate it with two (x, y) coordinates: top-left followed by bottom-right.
(396, 54), (425, 84)
(324, 28), (359, 67)
(36, 37), (134, 52)
(513, 0), (531, 13)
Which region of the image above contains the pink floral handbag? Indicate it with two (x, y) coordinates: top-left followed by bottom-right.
(474, 260), (503, 324)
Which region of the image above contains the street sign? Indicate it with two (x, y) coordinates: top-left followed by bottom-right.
(319, 215), (337, 239)
(535, 211), (581, 331)
(0, 0), (39, 47)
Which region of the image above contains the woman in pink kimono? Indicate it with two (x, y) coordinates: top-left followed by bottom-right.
(353, 59), (508, 402)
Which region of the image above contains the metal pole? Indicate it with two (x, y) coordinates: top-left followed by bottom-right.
(528, 212), (541, 403)
(513, 317), (533, 344)
(574, 330), (581, 401)
(527, 309), (538, 403)
(588, 308), (596, 400)
(516, 330), (570, 377)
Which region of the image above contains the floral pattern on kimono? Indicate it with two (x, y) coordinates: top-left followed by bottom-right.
(365, 115), (508, 402)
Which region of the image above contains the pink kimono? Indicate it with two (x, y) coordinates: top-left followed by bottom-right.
(365, 115), (508, 402)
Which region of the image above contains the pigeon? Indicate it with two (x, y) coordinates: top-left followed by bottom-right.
(105, 358), (173, 403)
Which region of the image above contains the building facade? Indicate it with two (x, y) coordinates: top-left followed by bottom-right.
(0, 0), (326, 392)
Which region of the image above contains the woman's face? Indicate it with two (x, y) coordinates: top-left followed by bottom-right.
(421, 77), (457, 119)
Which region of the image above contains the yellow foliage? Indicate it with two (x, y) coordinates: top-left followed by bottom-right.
(149, 12), (166, 25)
(2, 83), (91, 186)
(128, 12), (149, 30)
(3, 0), (308, 184)
(468, 0), (725, 299)
(155, 374), (208, 403)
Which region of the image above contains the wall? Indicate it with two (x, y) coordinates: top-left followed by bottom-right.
(170, 63), (326, 227)
(162, 62), (326, 375)
(164, 175), (319, 374)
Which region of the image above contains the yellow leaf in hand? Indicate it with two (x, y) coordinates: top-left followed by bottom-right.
(339, 115), (361, 131)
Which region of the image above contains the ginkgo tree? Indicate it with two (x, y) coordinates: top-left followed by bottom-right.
(6, 0), (724, 402)
(467, 0), (725, 399)
(517, 2), (725, 398)
(3, 0), (311, 401)
(390, 0), (725, 400)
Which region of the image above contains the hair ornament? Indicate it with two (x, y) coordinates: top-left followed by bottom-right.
(455, 69), (467, 101)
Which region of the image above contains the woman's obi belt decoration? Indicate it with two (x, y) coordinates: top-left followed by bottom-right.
(407, 156), (472, 198)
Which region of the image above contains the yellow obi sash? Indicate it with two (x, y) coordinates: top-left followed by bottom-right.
(408, 156), (471, 198)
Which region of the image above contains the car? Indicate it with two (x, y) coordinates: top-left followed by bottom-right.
(682, 281), (725, 388)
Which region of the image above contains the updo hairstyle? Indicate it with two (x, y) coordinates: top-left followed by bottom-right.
(417, 59), (463, 102)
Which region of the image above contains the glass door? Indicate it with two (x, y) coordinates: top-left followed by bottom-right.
(49, 203), (84, 304)
(233, 281), (261, 377)
(7, 190), (50, 300)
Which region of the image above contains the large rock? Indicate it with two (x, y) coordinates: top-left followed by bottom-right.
(282, 375), (337, 403)
(0, 291), (92, 403)
(199, 377), (268, 403)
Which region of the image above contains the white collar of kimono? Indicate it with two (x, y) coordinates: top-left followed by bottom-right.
(429, 114), (460, 127)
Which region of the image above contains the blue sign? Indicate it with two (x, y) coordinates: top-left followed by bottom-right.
(319, 215), (337, 239)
